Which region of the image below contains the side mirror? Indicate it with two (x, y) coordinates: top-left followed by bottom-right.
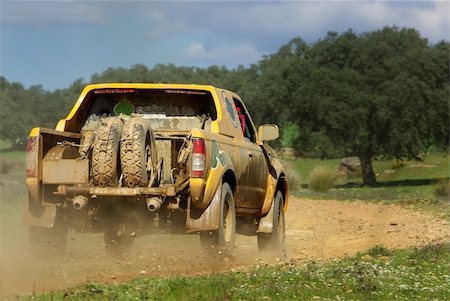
(258, 124), (279, 142)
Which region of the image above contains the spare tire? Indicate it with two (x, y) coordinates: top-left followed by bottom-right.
(91, 117), (123, 187)
(120, 116), (157, 187)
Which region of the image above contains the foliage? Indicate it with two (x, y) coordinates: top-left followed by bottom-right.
(0, 159), (12, 174)
(23, 243), (450, 301)
(1, 26), (448, 186)
(252, 27), (449, 185)
(280, 123), (300, 148)
(0, 77), (84, 145)
(288, 153), (450, 219)
(392, 159), (408, 169)
(434, 179), (450, 198)
(309, 165), (340, 192)
(283, 163), (301, 193)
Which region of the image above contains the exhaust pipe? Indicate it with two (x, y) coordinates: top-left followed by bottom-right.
(72, 195), (88, 210)
(146, 197), (163, 212)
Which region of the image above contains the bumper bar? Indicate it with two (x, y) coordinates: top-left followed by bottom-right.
(55, 185), (177, 197)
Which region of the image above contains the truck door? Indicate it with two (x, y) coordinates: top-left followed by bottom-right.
(233, 98), (268, 209)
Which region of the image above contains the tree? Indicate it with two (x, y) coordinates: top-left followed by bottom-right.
(252, 27), (449, 185)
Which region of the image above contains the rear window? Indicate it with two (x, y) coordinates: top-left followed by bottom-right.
(63, 88), (218, 132)
(88, 89), (217, 119)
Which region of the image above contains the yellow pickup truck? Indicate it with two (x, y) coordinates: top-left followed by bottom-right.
(25, 83), (288, 256)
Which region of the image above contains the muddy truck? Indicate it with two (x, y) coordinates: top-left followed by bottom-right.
(24, 84), (288, 256)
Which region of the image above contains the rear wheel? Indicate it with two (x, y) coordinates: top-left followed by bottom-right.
(257, 191), (286, 256)
(199, 183), (236, 255)
(29, 210), (68, 259)
(104, 223), (134, 256)
(103, 208), (137, 256)
(91, 117), (123, 187)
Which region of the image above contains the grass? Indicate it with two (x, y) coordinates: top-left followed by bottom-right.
(285, 154), (449, 187)
(0, 151), (27, 224)
(308, 165), (340, 192)
(434, 179), (450, 198)
(1, 149), (449, 300)
(19, 242), (449, 301)
(284, 153), (450, 218)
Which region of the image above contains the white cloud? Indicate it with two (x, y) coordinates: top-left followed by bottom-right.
(183, 42), (263, 66)
(145, 9), (188, 38)
(143, 1), (449, 47)
(414, 1), (449, 41)
(0, 1), (104, 28)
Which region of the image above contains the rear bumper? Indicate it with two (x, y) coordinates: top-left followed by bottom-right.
(54, 184), (177, 197)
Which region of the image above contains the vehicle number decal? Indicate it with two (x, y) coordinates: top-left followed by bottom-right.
(223, 91), (239, 128)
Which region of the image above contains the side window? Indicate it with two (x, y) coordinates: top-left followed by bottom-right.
(233, 98), (256, 143)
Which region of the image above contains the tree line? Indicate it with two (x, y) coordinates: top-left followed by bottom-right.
(0, 26), (448, 185)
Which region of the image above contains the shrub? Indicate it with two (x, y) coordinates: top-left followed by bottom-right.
(283, 162), (301, 192)
(309, 165), (339, 192)
(0, 160), (11, 174)
(367, 245), (392, 257)
(434, 179), (450, 198)
(391, 159), (407, 169)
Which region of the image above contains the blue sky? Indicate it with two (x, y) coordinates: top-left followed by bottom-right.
(0, 0), (448, 91)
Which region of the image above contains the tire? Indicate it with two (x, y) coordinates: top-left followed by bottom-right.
(104, 223), (134, 256)
(120, 117), (156, 187)
(257, 191), (286, 256)
(29, 211), (68, 259)
(103, 210), (136, 256)
(199, 183), (236, 255)
(91, 117), (123, 187)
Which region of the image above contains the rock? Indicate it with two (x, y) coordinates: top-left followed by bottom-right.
(382, 169), (395, 176)
(278, 148), (296, 159)
(339, 157), (361, 177)
(361, 254), (373, 261)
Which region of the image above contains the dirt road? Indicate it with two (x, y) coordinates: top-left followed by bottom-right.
(1, 197), (449, 297)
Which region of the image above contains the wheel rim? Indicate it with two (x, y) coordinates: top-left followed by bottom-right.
(223, 196), (233, 244)
(277, 207), (285, 243)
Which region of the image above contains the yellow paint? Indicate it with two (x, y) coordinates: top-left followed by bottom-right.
(30, 82), (288, 216)
(29, 127), (40, 137)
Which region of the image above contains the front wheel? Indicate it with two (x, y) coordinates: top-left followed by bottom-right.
(199, 183), (236, 255)
(257, 191), (286, 256)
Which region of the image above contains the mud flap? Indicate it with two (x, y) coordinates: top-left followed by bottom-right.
(257, 201), (274, 234)
(186, 184), (222, 233)
(22, 205), (57, 228)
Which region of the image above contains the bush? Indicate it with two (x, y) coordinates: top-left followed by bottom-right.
(0, 160), (11, 174)
(285, 165), (301, 192)
(391, 159), (407, 169)
(367, 245), (392, 257)
(309, 165), (339, 192)
(434, 179), (450, 198)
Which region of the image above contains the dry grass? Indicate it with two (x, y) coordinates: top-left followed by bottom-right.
(309, 165), (340, 192)
(434, 179), (450, 198)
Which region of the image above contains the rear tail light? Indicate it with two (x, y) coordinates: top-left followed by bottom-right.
(26, 136), (38, 177)
(191, 138), (206, 178)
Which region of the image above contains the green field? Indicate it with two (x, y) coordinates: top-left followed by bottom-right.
(22, 243), (450, 301)
(0, 150), (27, 224)
(284, 153), (450, 218)
(1, 150), (449, 301)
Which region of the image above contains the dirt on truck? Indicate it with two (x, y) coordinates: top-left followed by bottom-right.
(24, 84), (288, 257)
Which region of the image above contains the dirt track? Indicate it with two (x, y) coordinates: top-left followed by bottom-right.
(1, 197), (449, 297)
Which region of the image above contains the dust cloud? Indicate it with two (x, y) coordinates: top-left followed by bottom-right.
(0, 218), (276, 298)
(2, 195), (450, 299)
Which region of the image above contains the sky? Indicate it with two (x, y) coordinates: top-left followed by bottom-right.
(0, 0), (449, 91)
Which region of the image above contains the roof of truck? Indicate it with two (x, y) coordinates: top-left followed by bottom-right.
(83, 83), (223, 92)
